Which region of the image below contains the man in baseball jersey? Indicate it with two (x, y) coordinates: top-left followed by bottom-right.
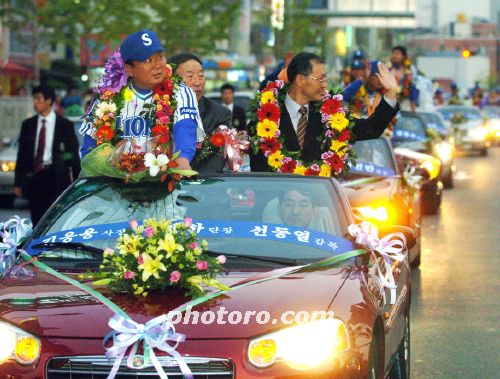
(80, 30), (201, 170)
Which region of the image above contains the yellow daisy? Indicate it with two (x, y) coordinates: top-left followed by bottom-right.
(330, 140), (347, 153)
(329, 113), (349, 131)
(319, 164), (332, 177)
(293, 165), (307, 175)
(267, 151), (284, 169)
(260, 90), (275, 104)
(256, 119), (278, 138)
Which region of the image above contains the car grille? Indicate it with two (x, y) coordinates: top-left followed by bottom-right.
(46, 355), (234, 378)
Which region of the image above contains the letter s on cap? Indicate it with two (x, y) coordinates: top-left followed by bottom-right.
(141, 33), (152, 46)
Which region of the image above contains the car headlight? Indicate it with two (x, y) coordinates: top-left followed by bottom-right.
(470, 127), (488, 140)
(355, 204), (392, 224)
(420, 156), (441, 180)
(436, 142), (453, 162)
(0, 322), (40, 365)
(0, 160), (16, 172)
(248, 318), (350, 370)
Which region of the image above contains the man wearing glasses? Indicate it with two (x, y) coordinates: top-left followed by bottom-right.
(250, 52), (399, 172)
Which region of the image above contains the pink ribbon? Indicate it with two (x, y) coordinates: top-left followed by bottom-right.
(215, 126), (250, 172)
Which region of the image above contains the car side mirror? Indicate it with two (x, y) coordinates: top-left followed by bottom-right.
(381, 224), (416, 250)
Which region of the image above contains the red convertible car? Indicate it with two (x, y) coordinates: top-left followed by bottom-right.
(0, 174), (412, 378)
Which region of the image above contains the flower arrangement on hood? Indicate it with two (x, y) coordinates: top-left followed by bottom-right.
(93, 218), (229, 298)
(249, 79), (355, 176)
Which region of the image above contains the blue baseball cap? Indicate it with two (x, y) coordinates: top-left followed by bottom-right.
(369, 61), (380, 76)
(351, 60), (364, 70)
(120, 30), (166, 62)
(352, 49), (365, 60)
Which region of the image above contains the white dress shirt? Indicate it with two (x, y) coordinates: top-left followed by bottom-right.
(35, 110), (56, 165)
(223, 102), (234, 113)
(284, 93), (309, 133)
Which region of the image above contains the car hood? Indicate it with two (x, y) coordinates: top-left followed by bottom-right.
(454, 119), (483, 130)
(392, 140), (429, 154)
(342, 176), (397, 206)
(0, 265), (350, 339)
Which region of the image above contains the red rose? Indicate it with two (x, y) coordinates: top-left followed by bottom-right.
(210, 133), (226, 147)
(260, 138), (281, 154)
(339, 130), (350, 142)
(321, 98), (342, 115)
(257, 103), (280, 122)
(280, 160), (297, 173)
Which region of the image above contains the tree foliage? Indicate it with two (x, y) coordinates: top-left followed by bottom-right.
(145, 0), (242, 55)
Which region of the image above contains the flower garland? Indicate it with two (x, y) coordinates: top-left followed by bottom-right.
(93, 217), (229, 298)
(390, 59), (414, 103)
(250, 80), (354, 176)
(82, 50), (194, 183)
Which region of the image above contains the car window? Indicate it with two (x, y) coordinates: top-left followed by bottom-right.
(31, 177), (350, 263)
(393, 116), (427, 141)
(438, 107), (481, 121)
(419, 113), (446, 130)
(352, 139), (396, 174)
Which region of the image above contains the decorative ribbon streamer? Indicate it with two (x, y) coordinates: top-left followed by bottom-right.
(348, 221), (407, 305)
(0, 216), (32, 275)
(215, 125), (250, 172)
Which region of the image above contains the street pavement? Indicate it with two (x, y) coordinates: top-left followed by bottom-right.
(0, 148), (499, 377)
(411, 147), (500, 378)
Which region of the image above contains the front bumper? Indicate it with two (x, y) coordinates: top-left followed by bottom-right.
(1, 337), (371, 378)
(0, 172), (15, 195)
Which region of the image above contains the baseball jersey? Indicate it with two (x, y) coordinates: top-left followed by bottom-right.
(80, 82), (204, 160)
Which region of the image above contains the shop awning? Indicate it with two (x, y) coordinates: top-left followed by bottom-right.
(0, 62), (33, 78)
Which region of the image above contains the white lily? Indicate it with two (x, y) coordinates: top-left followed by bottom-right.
(144, 153), (169, 177)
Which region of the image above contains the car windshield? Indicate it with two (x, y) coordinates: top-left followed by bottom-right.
(28, 176), (353, 267)
(393, 115), (427, 142)
(438, 107), (482, 121)
(482, 106), (499, 118)
(351, 139), (396, 176)
(419, 112), (447, 133)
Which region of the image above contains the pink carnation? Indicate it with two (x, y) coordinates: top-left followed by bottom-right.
(138, 255), (144, 265)
(170, 271), (181, 283)
(189, 242), (198, 249)
(183, 217), (193, 228)
(129, 220), (138, 230)
(216, 255), (227, 264)
(144, 226), (156, 238)
(196, 261), (208, 271)
(124, 271), (135, 279)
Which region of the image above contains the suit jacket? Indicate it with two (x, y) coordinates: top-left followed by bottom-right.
(231, 105), (247, 131)
(250, 97), (398, 172)
(192, 96), (233, 173)
(15, 114), (81, 194)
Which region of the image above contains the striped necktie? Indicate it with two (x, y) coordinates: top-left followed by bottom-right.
(34, 118), (46, 173)
(296, 106), (307, 149)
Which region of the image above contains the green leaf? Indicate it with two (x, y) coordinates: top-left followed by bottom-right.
(92, 278), (112, 286)
(169, 169), (198, 177)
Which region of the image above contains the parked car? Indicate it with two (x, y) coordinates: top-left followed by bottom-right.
(341, 137), (423, 267)
(1, 173), (413, 378)
(438, 105), (490, 156)
(0, 116), (83, 208)
(391, 111), (445, 212)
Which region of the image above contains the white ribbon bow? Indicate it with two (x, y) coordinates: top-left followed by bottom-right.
(0, 216), (32, 275)
(348, 221), (407, 305)
(105, 314), (192, 379)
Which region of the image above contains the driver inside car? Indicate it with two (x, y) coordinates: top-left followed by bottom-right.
(262, 188), (336, 234)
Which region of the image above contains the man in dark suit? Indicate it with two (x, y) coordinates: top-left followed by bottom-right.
(250, 52), (399, 172)
(168, 53), (232, 172)
(220, 83), (247, 131)
(14, 85), (81, 225)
